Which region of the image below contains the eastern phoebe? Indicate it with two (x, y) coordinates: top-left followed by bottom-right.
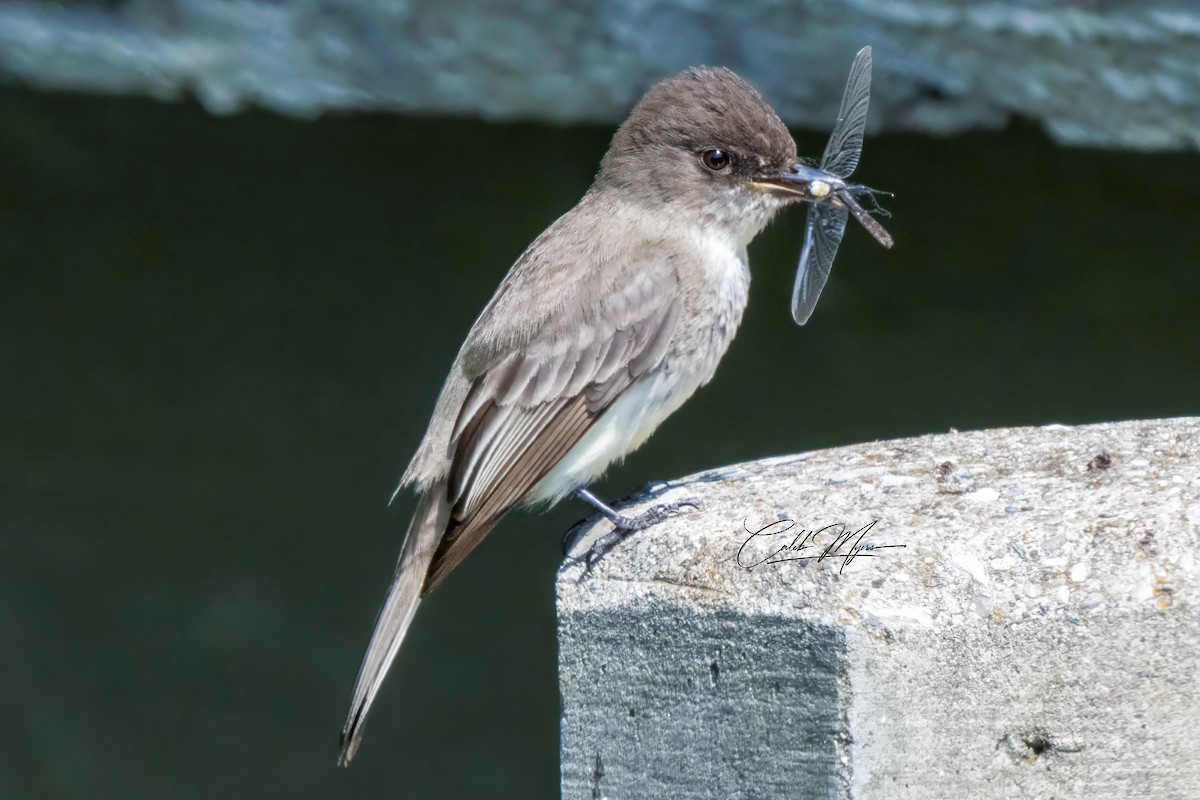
(340, 65), (864, 764)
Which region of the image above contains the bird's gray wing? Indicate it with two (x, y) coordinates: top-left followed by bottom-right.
(339, 262), (681, 764)
(424, 265), (682, 592)
(820, 45), (873, 179)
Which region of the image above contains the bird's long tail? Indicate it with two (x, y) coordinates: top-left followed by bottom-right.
(338, 482), (449, 766)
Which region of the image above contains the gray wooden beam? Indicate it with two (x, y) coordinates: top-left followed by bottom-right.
(1, 1), (1199, 150)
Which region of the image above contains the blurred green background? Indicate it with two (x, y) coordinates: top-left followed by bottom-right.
(1, 84), (1197, 799)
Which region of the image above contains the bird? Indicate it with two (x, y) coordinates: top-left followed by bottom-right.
(339, 65), (833, 764)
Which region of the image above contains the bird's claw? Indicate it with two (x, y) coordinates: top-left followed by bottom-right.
(581, 498), (703, 571)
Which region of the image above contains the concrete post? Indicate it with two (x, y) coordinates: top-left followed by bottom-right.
(558, 418), (1200, 799)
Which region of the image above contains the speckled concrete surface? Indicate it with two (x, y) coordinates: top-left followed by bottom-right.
(558, 418), (1200, 799)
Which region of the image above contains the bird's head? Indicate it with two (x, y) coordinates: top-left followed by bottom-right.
(597, 66), (823, 245)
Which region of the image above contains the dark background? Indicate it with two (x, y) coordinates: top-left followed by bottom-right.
(1, 85), (1197, 798)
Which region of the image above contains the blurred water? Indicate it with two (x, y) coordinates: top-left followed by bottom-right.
(1, 87), (1197, 799)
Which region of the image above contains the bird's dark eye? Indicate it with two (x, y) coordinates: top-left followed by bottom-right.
(700, 148), (731, 172)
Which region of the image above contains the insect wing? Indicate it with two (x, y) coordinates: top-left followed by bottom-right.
(820, 46), (873, 179)
(791, 203), (850, 325)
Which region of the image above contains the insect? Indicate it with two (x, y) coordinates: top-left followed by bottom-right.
(790, 46), (894, 325)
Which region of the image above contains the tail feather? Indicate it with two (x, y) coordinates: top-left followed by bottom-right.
(338, 482), (449, 766)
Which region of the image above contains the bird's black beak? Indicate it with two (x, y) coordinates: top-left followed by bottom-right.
(753, 161), (843, 200)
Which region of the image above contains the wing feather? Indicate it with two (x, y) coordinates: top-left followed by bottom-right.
(424, 398), (590, 593)
(426, 266), (682, 593)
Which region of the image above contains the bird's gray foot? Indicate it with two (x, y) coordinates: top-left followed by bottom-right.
(565, 487), (701, 569)
(584, 499), (701, 569)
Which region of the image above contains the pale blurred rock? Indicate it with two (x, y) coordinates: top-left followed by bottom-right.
(558, 417), (1200, 799)
(1, 0), (1198, 149)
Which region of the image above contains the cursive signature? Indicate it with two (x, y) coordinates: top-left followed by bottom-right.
(736, 518), (906, 574)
